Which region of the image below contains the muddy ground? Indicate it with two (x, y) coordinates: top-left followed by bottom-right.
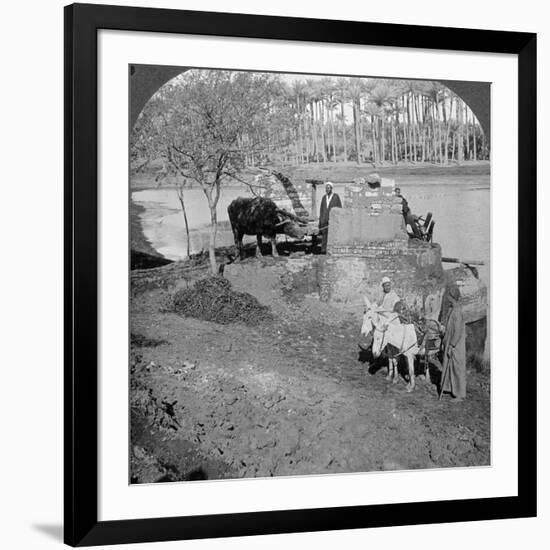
(130, 273), (490, 484)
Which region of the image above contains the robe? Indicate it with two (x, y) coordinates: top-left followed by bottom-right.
(318, 193), (342, 253)
(378, 290), (400, 313)
(441, 303), (467, 398)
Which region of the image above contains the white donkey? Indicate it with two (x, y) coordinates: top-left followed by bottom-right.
(361, 296), (420, 392)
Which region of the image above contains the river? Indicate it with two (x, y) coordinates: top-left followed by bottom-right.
(132, 174), (490, 283)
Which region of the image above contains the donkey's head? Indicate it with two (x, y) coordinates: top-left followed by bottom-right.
(362, 296), (389, 357)
(371, 319), (389, 358)
(361, 296), (377, 336)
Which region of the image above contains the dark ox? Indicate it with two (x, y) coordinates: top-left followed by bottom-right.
(228, 197), (304, 259)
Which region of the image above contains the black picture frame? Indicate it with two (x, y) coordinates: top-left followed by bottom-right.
(64, 2), (537, 546)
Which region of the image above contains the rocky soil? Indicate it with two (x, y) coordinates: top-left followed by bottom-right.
(130, 284), (490, 483)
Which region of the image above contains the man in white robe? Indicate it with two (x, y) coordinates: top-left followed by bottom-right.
(378, 277), (401, 314)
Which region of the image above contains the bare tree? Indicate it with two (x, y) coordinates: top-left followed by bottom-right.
(132, 70), (278, 274)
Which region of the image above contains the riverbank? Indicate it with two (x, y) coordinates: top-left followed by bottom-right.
(130, 160), (490, 191)
(131, 200), (165, 256)
(284, 159), (490, 184)
(131, 162), (490, 263)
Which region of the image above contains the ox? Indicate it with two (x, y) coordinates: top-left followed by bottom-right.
(228, 197), (305, 260)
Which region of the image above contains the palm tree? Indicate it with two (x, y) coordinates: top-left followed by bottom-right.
(423, 81), (444, 163)
(456, 93), (465, 163)
(442, 91), (454, 165)
(346, 77), (365, 164)
(217, 74), (490, 169)
(290, 79), (309, 163)
(320, 78), (338, 162)
(472, 109), (478, 161)
(335, 79), (349, 162)
(369, 79), (399, 163)
(305, 79), (323, 162)
(464, 103), (471, 160)
(313, 79), (328, 162)
(363, 102), (380, 164)
(402, 80), (423, 163)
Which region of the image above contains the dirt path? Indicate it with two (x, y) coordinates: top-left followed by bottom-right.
(130, 289), (490, 483)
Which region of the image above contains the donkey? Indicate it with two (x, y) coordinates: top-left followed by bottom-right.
(361, 296), (419, 392)
(361, 296), (401, 383)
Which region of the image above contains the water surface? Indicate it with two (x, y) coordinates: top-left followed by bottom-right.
(132, 174), (490, 283)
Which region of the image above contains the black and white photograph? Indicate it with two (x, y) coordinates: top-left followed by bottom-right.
(2, 0), (546, 547)
(129, 66), (491, 483)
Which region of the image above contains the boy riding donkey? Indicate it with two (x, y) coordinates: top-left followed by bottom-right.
(361, 279), (465, 398)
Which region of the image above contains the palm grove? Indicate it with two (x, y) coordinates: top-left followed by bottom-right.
(131, 69), (488, 272)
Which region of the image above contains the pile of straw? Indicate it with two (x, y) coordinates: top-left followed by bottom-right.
(171, 277), (272, 326)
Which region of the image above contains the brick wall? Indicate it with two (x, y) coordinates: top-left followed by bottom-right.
(328, 209), (406, 247)
(328, 184), (406, 248)
(318, 242), (445, 315)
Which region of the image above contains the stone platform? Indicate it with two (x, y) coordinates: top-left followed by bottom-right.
(225, 177), (486, 325)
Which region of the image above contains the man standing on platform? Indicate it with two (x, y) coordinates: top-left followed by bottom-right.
(318, 181), (342, 254)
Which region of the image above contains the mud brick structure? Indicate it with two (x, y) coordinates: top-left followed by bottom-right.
(225, 255), (321, 311)
(317, 182), (445, 317)
(225, 178), (485, 325)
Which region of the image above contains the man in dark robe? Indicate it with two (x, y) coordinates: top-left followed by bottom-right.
(318, 182), (342, 254)
(440, 285), (467, 400)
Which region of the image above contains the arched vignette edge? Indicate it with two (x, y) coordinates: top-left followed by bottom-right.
(129, 65), (491, 144)
(64, 3), (537, 546)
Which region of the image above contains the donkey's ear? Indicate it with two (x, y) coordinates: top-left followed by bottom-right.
(363, 295), (371, 309)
